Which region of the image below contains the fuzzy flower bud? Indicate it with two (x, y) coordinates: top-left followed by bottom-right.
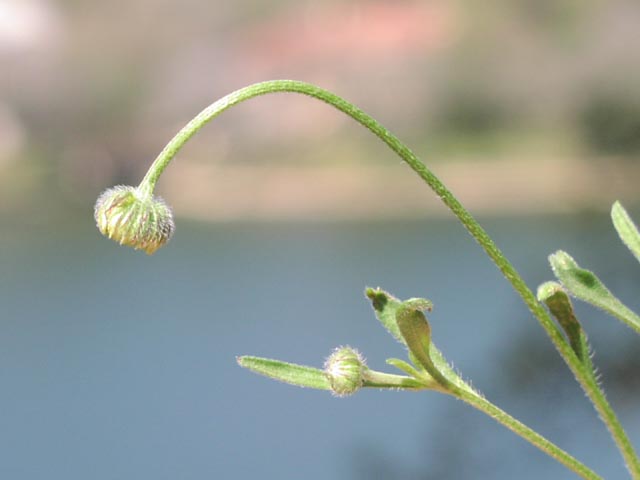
(324, 346), (366, 397)
(94, 185), (175, 254)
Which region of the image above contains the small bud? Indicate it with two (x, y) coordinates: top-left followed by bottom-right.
(94, 185), (175, 254)
(324, 346), (366, 397)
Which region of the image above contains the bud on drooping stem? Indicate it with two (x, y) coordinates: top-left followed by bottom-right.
(94, 185), (175, 254)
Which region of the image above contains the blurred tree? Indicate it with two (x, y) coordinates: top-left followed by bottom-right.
(580, 92), (640, 156)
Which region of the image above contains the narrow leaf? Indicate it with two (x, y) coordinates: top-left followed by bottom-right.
(365, 287), (432, 345)
(365, 287), (405, 343)
(395, 303), (474, 393)
(549, 251), (640, 334)
(537, 281), (590, 365)
(367, 289), (472, 392)
(611, 201), (640, 263)
(362, 370), (428, 390)
(237, 356), (331, 390)
(396, 303), (432, 372)
(386, 358), (424, 379)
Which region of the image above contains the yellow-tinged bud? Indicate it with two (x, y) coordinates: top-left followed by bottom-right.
(324, 346), (366, 397)
(94, 185), (175, 254)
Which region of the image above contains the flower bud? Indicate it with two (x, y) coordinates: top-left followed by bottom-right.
(94, 185), (175, 254)
(324, 346), (366, 397)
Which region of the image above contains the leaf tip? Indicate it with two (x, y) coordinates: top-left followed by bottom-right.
(236, 355), (248, 366)
(536, 281), (563, 303)
(611, 200), (622, 212)
(365, 287), (391, 312)
(404, 297), (433, 312)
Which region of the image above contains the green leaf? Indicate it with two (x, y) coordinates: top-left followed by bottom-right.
(365, 287), (432, 345)
(386, 358), (424, 379)
(549, 251), (640, 334)
(365, 287), (404, 343)
(362, 370), (428, 390)
(611, 201), (640, 263)
(367, 288), (473, 393)
(237, 356), (331, 391)
(537, 281), (590, 366)
(396, 302), (433, 372)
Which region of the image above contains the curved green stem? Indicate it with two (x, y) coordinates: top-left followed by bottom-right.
(138, 80), (639, 477)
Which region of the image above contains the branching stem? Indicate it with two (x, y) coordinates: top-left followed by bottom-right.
(138, 80), (639, 478)
(453, 388), (603, 479)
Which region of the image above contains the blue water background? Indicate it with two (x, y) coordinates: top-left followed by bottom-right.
(1, 212), (639, 479)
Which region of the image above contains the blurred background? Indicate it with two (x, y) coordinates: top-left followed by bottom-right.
(1, 0), (639, 478)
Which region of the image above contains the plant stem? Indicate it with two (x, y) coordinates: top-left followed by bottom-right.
(417, 341), (601, 477)
(363, 370), (427, 390)
(453, 388), (603, 480)
(138, 80), (639, 477)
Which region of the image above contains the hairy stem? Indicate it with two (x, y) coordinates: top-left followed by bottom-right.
(453, 388), (603, 479)
(138, 80), (638, 477)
